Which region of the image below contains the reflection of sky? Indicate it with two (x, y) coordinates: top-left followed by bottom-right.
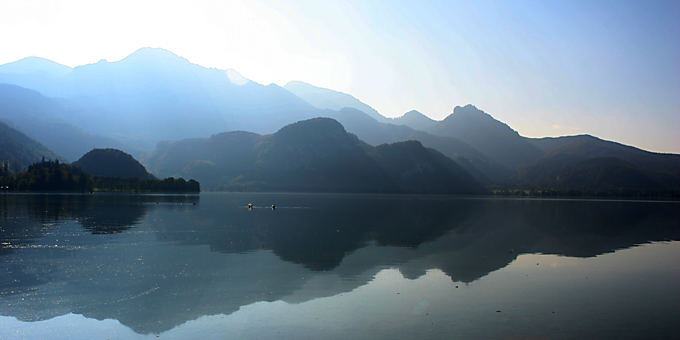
(1, 0), (678, 152)
(3, 242), (679, 339)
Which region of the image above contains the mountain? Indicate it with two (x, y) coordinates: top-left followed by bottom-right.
(0, 84), (141, 161)
(515, 135), (680, 194)
(326, 108), (510, 182)
(0, 121), (59, 173)
(0, 56), (71, 76)
(391, 110), (438, 131)
(516, 157), (664, 193)
(2, 49), (677, 195)
(0, 48), (318, 149)
(285, 81), (387, 122)
(148, 118), (484, 193)
(389, 105), (680, 193)
(0, 57), (72, 91)
(73, 148), (154, 179)
(427, 105), (543, 171)
(527, 134), (680, 177)
(371, 140), (484, 193)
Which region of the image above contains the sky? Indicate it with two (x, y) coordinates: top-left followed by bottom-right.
(0, 0), (678, 153)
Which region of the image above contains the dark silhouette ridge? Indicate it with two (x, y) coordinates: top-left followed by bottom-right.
(326, 107), (509, 182)
(428, 104), (544, 170)
(332, 106), (680, 194)
(521, 134), (680, 193)
(1, 51), (678, 195)
(149, 117), (485, 193)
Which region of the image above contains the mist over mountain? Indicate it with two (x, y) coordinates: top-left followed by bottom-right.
(0, 84), (141, 161)
(1, 48), (678, 196)
(148, 118), (484, 193)
(0, 48), (318, 149)
(0, 57), (72, 90)
(285, 81), (388, 122)
(0, 121), (59, 173)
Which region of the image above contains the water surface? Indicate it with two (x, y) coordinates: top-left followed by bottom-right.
(1, 193), (679, 339)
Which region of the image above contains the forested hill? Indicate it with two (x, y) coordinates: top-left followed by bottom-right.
(73, 148), (154, 179)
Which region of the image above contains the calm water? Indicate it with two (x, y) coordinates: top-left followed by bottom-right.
(0, 193), (679, 339)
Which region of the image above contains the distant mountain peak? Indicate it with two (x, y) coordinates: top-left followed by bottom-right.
(391, 109), (437, 131)
(446, 105), (507, 127)
(121, 47), (190, 65)
(452, 104), (486, 116)
(401, 110), (432, 120)
(0, 56), (72, 76)
(128, 47), (182, 58)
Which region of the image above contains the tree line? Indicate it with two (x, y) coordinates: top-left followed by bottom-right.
(0, 159), (199, 193)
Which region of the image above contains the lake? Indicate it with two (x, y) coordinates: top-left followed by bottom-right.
(1, 193), (679, 339)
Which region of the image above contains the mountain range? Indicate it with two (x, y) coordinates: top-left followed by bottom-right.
(1, 47), (678, 195)
(0, 48), (317, 149)
(148, 118), (484, 193)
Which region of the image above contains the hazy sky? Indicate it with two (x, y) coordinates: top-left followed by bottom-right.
(1, 0), (678, 152)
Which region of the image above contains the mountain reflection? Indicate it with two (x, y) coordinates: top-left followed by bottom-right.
(0, 193), (678, 334)
(154, 195), (476, 270)
(0, 194), (199, 243)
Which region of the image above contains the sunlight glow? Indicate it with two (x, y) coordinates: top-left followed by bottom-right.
(1, 0), (678, 152)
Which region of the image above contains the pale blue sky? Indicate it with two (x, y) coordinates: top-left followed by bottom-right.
(0, 0), (678, 152)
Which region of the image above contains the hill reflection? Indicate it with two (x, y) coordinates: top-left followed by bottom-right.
(0, 193), (678, 334)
